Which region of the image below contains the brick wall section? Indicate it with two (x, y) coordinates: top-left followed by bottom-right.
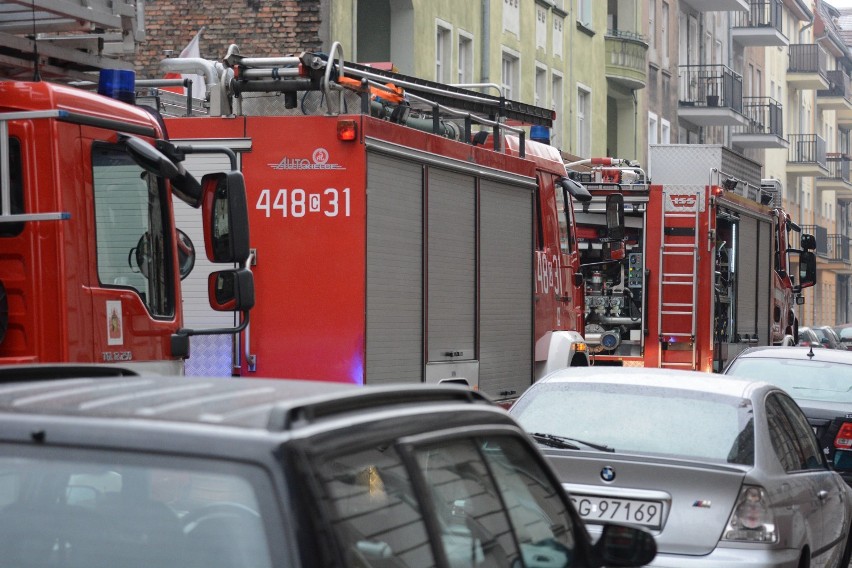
(135, 0), (322, 79)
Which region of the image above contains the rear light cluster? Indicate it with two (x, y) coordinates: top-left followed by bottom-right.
(723, 486), (777, 543)
(836, 422), (852, 450)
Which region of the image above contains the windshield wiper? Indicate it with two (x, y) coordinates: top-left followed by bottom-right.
(530, 433), (614, 452)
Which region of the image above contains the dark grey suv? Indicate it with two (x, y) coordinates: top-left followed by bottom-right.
(0, 372), (655, 568)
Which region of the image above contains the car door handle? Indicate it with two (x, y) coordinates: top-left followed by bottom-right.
(817, 490), (829, 501)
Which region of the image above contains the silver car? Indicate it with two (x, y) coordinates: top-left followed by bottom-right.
(509, 367), (852, 568)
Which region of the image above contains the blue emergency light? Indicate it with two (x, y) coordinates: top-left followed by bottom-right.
(98, 69), (136, 104)
(530, 125), (550, 145)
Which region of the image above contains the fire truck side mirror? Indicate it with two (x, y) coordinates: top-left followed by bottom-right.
(798, 251), (816, 289)
(208, 269), (255, 312)
(800, 233), (816, 251)
(605, 193), (625, 241)
(201, 172), (251, 264)
(121, 135), (180, 179)
(560, 177), (592, 202)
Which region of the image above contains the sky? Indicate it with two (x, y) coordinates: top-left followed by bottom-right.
(827, 0), (852, 8)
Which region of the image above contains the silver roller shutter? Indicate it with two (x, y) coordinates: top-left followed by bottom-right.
(171, 139), (250, 376)
(427, 167), (476, 362)
(479, 179), (533, 398)
(736, 215), (759, 337)
(366, 152), (424, 384)
(756, 218), (772, 345)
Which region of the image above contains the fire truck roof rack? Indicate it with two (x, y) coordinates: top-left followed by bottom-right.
(152, 42), (555, 157)
(565, 157), (649, 192)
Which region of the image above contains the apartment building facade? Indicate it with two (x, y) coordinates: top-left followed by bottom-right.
(135, 0), (852, 325)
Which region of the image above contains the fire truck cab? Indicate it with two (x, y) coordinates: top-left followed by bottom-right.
(0, 78), (253, 372)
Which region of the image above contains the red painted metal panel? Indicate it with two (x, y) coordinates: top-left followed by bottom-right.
(239, 115), (367, 382)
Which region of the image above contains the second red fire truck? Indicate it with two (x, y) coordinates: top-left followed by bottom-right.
(567, 157), (816, 372)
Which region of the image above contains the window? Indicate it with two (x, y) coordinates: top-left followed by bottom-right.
(661, 118), (671, 144)
(535, 65), (547, 107)
(577, 86), (591, 158)
(577, 0), (592, 27)
(512, 383), (755, 465)
(662, 2), (669, 63)
(458, 32), (473, 84)
(502, 50), (519, 100)
(766, 394), (825, 472)
(649, 112), (659, 145)
(536, 5), (547, 50)
(436, 23), (452, 83)
(0, 452), (273, 568)
(93, 143), (174, 317)
(553, 16), (564, 59)
(413, 436), (578, 567)
(319, 445), (436, 567)
(503, 0), (520, 36)
(555, 176), (574, 253)
(649, 1), (656, 51)
(0, 137), (24, 237)
(552, 72), (564, 150)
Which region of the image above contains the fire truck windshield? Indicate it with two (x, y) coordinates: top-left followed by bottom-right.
(92, 143), (174, 318)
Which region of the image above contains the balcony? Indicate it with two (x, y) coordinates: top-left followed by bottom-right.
(605, 31), (648, 91)
(787, 134), (828, 177)
(816, 154), (852, 196)
(731, 97), (788, 149)
(680, 0), (748, 11)
(803, 226), (852, 272)
(787, 44), (829, 90)
(817, 70), (852, 112)
(731, 0), (788, 47)
(678, 64), (747, 127)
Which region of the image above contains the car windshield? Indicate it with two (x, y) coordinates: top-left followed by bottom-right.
(0, 451), (273, 568)
(511, 383), (754, 465)
(725, 358), (852, 404)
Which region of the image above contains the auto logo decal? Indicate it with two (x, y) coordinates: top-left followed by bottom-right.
(692, 500), (712, 508)
(600, 466), (616, 482)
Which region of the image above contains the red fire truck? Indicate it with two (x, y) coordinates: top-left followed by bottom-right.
(567, 158), (817, 372)
(154, 45), (596, 399)
(0, 77), (253, 372)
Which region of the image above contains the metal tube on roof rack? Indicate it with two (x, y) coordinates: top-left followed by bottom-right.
(232, 67), (304, 80)
(230, 78), (315, 93)
(341, 65), (503, 108)
(231, 56), (303, 68)
(159, 57), (219, 90)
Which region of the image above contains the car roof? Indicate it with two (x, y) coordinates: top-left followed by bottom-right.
(0, 375), (494, 431)
(534, 367), (768, 398)
(732, 345), (852, 365)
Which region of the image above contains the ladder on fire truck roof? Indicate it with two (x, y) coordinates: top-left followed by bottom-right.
(657, 189), (702, 370)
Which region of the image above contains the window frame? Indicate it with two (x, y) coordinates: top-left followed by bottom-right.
(576, 84), (592, 158)
(0, 136), (24, 237)
(436, 20), (453, 83)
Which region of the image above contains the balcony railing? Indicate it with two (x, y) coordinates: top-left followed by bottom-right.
(737, 96), (783, 135)
(828, 234), (852, 264)
(818, 69), (852, 101)
(788, 44), (829, 76)
(802, 225), (829, 258)
(820, 153), (852, 184)
(731, 0), (783, 31)
(678, 64), (743, 111)
(788, 134), (827, 167)
(605, 30), (649, 90)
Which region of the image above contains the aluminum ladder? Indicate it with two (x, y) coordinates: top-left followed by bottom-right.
(657, 189), (701, 370)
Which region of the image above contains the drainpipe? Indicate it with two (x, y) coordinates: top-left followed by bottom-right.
(633, 90), (638, 160)
(481, 0), (490, 84)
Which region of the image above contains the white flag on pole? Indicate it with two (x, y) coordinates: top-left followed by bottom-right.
(166, 28), (206, 99)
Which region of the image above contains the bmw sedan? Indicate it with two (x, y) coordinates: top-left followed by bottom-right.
(509, 367), (852, 568)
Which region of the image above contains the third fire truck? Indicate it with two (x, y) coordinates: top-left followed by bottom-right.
(567, 158), (817, 372)
(149, 44), (600, 399)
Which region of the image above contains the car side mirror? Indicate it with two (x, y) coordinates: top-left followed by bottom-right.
(593, 523), (657, 567)
(801, 233), (816, 251)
